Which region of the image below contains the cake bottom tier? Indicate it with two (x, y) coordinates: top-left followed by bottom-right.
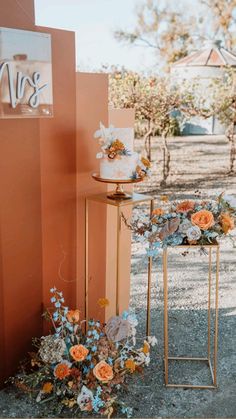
(100, 153), (138, 180)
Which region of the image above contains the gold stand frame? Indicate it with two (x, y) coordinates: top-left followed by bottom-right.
(85, 192), (154, 335)
(163, 244), (220, 389)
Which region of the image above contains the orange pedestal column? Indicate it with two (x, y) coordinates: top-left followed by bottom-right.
(105, 109), (135, 319)
(76, 73), (108, 322)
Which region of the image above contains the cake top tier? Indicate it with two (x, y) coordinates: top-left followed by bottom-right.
(94, 123), (134, 154)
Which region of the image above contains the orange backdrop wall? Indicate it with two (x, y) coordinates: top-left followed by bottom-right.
(0, 0), (77, 384)
(0, 0), (135, 386)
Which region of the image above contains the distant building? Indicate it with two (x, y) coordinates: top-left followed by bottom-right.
(171, 41), (236, 135)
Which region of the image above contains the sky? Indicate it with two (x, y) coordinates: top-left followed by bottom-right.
(34, 0), (159, 72)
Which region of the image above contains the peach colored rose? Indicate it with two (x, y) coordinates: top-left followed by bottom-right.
(220, 213), (235, 234)
(67, 309), (80, 323)
(70, 345), (89, 362)
(93, 360), (114, 383)
(191, 210), (215, 230)
(152, 208), (164, 217)
(176, 200), (195, 213)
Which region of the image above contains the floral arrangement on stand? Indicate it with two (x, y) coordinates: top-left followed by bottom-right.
(122, 193), (236, 256)
(12, 288), (156, 418)
(94, 122), (151, 179)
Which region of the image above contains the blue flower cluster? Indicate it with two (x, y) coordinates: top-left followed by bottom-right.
(121, 405), (133, 418)
(92, 386), (104, 413)
(50, 287), (74, 337)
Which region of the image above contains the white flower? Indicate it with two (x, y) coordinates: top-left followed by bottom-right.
(96, 152), (103, 159)
(223, 194), (236, 209)
(39, 335), (66, 364)
(147, 336), (158, 347)
(77, 386), (94, 412)
(178, 219), (192, 235)
(186, 225), (201, 241)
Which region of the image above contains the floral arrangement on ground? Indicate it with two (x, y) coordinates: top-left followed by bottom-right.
(123, 193), (236, 256)
(12, 289), (156, 417)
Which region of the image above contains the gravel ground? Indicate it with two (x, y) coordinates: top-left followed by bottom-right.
(0, 135), (235, 418)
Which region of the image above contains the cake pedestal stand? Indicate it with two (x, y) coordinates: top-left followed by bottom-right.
(85, 174), (154, 335)
(91, 173), (144, 200)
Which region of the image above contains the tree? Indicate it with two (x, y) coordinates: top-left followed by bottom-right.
(109, 69), (185, 184)
(200, 0), (236, 50)
(109, 69), (158, 161)
(211, 71), (236, 173)
(114, 0), (198, 70)
(114, 0), (236, 72)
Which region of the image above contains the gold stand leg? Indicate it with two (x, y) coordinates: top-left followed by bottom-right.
(85, 198), (89, 331)
(213, 245), (220, 386)
(208, 247), (212, 360)
(163, 248), (168, 385)
(116, 207), (121, 315)
(163, 245), (219, 389)
(146, 199), (154, 336)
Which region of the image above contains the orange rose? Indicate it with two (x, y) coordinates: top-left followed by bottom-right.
(152, 208), (164, 217)
(191, 210), (215, 230)
(42, 382), (53, 393)
(54, 362), (71, 380)
(67, 309), (80, 323)
(70, 344), (89, 362)
(176, 200), (195, 213)
(220, 213), (235, 234)
(93, 360), (114, 383)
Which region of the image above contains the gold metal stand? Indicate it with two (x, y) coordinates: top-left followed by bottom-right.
(85, 192), (154, 335)
(163, 244), (220, 389)
(92, 173), (144, 200)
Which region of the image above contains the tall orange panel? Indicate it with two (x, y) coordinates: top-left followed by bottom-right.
(38, 27), (77, 319)
(0, 0), (43, 384)
(76, 73), (108, 322)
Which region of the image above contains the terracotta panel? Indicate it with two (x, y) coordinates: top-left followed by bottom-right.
(0, 0), (43, 384)
(0, 0), (35, 30)
(76, 73), (108, 322)
(37, 27), (77, 319)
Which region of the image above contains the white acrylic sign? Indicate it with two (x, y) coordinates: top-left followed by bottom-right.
(0, 27), (53, 118)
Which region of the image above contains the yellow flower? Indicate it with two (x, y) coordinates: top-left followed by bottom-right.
(42, 382), (53, 394)
(125, 359), (136, 373)
(220, 213), (235, 234)
(160, 195), (169, 202)
(98, 297), (109, 308)
(142, 341), (150, 354)
(141, 157), (151, 168)
(110, 139), (125, 151)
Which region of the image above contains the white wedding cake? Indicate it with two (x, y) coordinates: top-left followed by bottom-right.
(94, 123), (151, 181)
